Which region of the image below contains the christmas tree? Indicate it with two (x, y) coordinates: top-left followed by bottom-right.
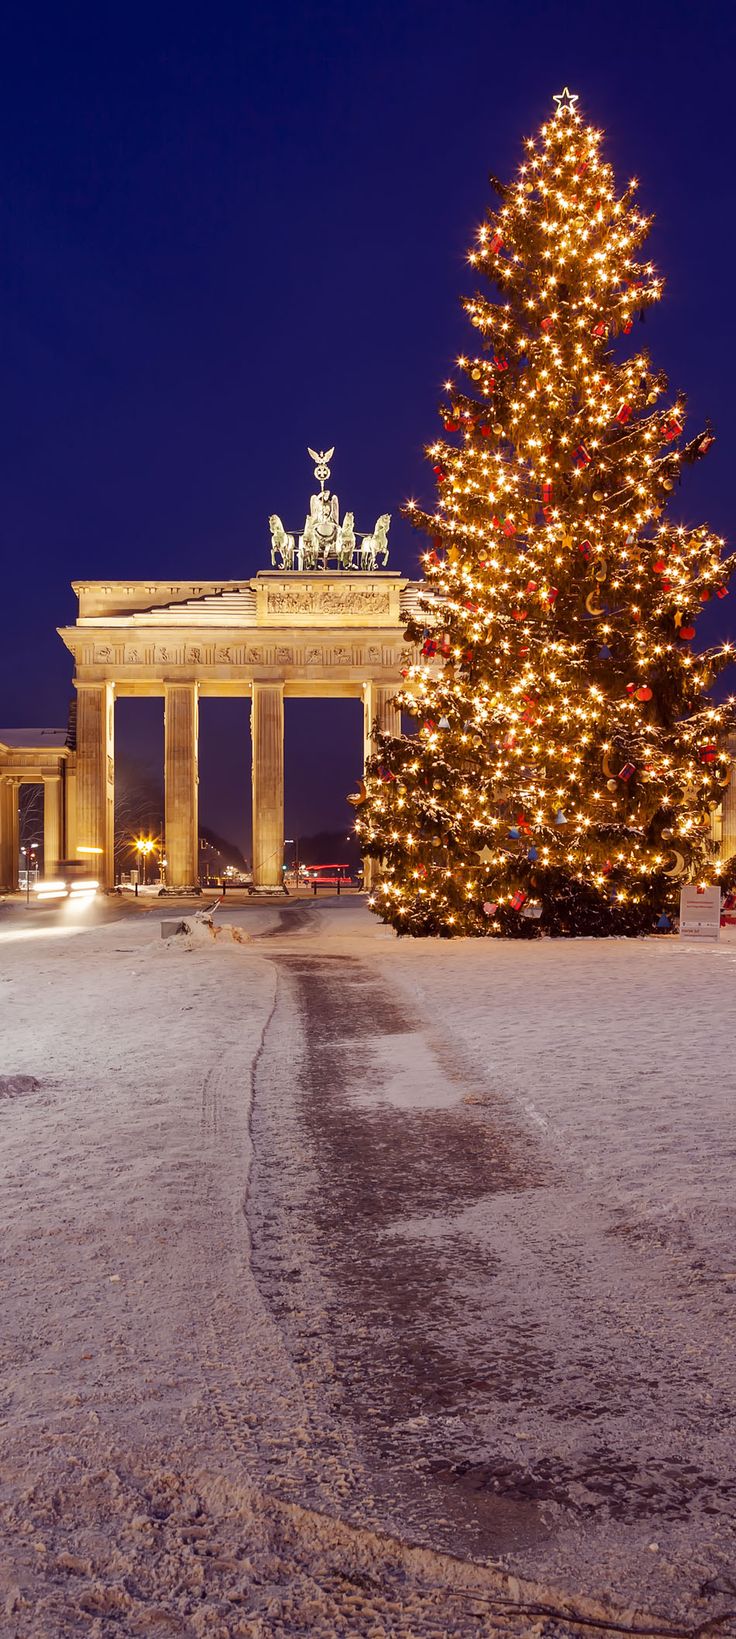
(356, 90), (736, 938)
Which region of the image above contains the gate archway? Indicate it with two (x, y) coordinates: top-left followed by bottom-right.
(58, 572), (424, 889)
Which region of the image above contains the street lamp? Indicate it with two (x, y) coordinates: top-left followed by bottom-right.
(134, 837), (156, 886)
(21, 842), (39, 905)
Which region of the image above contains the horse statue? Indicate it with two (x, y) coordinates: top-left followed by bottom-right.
(269, 514), (296, 570)
(336, 511), (356, 569)
(298, 514), (320, 570)
(360, 513), (391, 570)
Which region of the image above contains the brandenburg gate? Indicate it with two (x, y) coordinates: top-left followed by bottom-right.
(56, 451), (423, 890)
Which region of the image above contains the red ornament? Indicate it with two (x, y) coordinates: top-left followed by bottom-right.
(493, 355), (509, 372)
(573, 443), (591, 469)
(591, 321), (608, 338)
(700, 589), (711, 602)
(660, 579), (671, 592)
(653, 559), (666, 573)
(697, 432), (716, 455)
(480, 424), (493, 437)
(541, 315), (555, 332)
(618, 763), (636, 781)
(546, 586), (559, 605)
(524, 580), (538, 596)
(616, 402), (633, 425)
(502, 517), (516, 537)
(512, 609), (527, 621)
(622, 319), (634, 334)
(717, 585), (729, 599)
(509, 890), (527, 911)
(542, 479), (553, 504)
(679, 625), (696, 640)
(663, 416), (683, 442)
(578, 539), (592, 560)
(636, 686), (653, 702)
(444, 420), (459, 432)
(700, 744), (718, 764)
(489, 230), (503, 253)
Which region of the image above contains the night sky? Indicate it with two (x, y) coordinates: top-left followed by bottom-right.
(2, 1), (735, 856)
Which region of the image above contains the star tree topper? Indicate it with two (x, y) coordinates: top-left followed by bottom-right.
(553, 87), (579, 114)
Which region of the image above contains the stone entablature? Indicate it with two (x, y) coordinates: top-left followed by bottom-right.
(59, 635), (414, 681)
(59, 573), (419, 692)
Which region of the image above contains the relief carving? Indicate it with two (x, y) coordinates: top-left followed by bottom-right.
(266, 585), (390, 616)
(305, 646), (323, 665)
(331, 646), (353, 665)
(366, 645), (381, 663)
(275, 646), (293, 663)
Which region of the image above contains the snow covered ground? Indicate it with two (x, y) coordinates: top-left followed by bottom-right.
(0, 895), (734, 1636)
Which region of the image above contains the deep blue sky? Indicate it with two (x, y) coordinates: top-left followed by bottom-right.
(2, 1), (734, 853)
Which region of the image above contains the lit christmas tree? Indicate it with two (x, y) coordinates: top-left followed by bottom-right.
(356, 90), (736, 937)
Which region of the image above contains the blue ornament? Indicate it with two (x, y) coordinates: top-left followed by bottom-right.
(527, 846), (538, 861)
(555, 810), (567, 825)
(508, 826), (520, 839)
(656, 913), (671, 931)
(598, 644), (611, 660)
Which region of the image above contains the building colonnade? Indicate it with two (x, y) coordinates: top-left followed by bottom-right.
(71, 677), (400, 891)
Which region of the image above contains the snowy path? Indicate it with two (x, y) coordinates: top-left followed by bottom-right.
(0, 897), (735, 1635)
(247, 912), (736, 1620)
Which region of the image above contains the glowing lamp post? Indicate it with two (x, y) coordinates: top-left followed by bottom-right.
(134, 837), (156, 887)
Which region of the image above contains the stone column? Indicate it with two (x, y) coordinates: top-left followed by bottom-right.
(0, 779), (19, 890)
(64, 765), (77, 862)
(362, 682), (401, 888)
(252, 683), (284, 887)
(164, 683), (199, 887)
(76, 682), (115, 888)
(363, 682), (401, 766)
(721, 760), (736, 861)
(43, 775), (62, 877)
